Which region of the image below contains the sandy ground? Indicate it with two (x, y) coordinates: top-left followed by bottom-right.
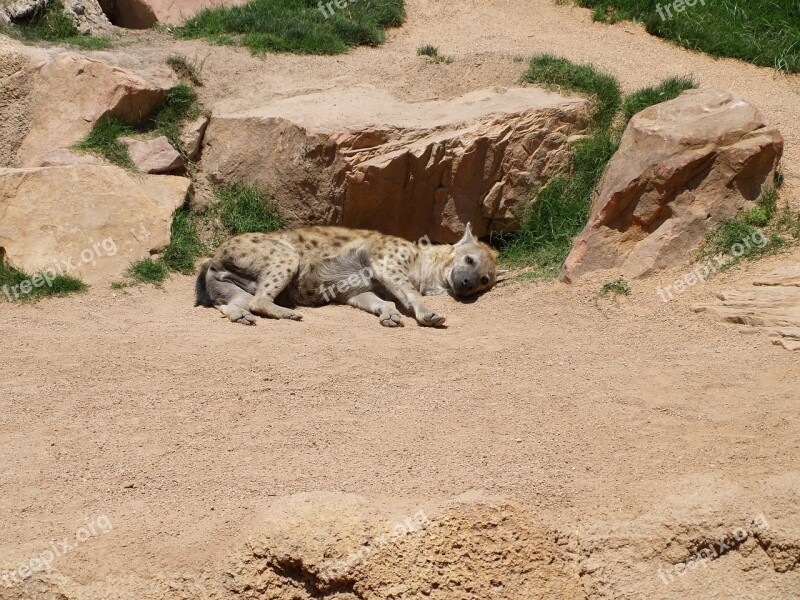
(1, 0), (800, 597)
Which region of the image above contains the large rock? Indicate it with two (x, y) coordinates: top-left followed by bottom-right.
(202, 85), (590, 243)
(693, 265), (800, 351)
(560, 89), (783, 281)
(15, 52), (172, 167)
(0, 43), (34, 167)
(113, 0), (247, 28)
(0, 165), (191, 284)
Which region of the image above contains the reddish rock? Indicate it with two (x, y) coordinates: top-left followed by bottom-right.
(560, 89), (783, 282)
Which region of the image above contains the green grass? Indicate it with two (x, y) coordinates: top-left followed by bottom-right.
(175, 0), (405, 55)
(214, 183), (284, 236)
(0, 257), (87, 302)
(3, 1), (111, 49)
(576, 0), (800, 72)
(143, 84), (202, 154)
(699, 183), (792, 271)
(417, 44), (453, 64)
(622, 75), (696, 122)
(125, 258), (169, 285)
(71, 84), (202, 167)
(600, 276), (631, 296)
(71, 116), (135, 169)
(523, 54), (621, 129)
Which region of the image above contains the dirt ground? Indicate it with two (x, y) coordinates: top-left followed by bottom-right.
(1, 0), (799, 598)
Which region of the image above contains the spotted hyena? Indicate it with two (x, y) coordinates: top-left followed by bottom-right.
(195, 224), (499, 327)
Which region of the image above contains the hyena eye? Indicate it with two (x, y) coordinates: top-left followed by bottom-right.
(465, 256), (474, 265)
(481, 276), (490, 285)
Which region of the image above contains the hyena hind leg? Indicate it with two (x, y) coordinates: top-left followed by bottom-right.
(345, 292), (403, 327)
(248, 258), (303, 321)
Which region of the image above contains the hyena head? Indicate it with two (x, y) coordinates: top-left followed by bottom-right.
(448, 223), (499, 297)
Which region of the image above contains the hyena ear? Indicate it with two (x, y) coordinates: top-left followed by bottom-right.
(455, 222), (476, 247)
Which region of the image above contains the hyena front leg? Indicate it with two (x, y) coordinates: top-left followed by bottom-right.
(344, 291), (403, 327)
(372, 265), (446, 327)
(248, 251), (303, 321)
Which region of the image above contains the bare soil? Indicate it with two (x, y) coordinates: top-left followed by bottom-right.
(1, 0), (799, 598)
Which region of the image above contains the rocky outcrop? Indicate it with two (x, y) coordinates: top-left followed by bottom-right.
(0, 0), (114, 35)
(0, 165), (190, 283)
(121, 135), (184, 173)
(202, 85), (590, 243)
(693, 265), (800, 351)
(560, 89), (783, 282)
(15, 52), (174, 167)
(112, 0), (247, 28)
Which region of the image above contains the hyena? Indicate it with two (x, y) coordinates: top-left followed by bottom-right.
(195, 224), (499, 327)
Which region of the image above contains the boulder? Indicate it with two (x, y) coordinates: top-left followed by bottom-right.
(0, 165), (191, 284)
(0, 0), (114, 35)
(693, 265), (800, 351)
(560, 89), (783, 282)
(120, 135), (184, 173)
(203, 85), (590, 243)
(15, 52), (172, 167)
(113, 0), (247, 28)
(61, 0), (116, 35)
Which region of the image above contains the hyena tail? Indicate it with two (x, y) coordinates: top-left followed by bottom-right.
(195, 259), (213, 307)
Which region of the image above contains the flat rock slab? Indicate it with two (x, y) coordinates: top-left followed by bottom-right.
(0, 165), (190, 284)
(203, 85), (590, 243)
(561, 89), (783, 281)
(693, 265), (800, 350)
(14, 52), (173, 168)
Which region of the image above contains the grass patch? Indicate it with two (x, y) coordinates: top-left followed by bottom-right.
(622, 75), (696, 122)
(175, 0), (405, 55)
(125, 258), (169, 285)
(0, 257), (87, 302)
(71, 115), (135, 169)
(166, 55), (204, 87)
(144, 84), (202, 153)
(600, 276), (631, 296)
(576, 0), (800, 73)
(213, 183), (284, 237)
(417, 44), (453, 64)
(698, 183), (794, 271)
(72, 83), (203, 167)
(523, 54), (621, 129)
(3, 1), (111, 49)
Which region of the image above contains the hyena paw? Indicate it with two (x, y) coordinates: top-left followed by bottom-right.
(221, 306), (257, 325)
(379, 306), (403, 327)
(417, 311), (446, 327)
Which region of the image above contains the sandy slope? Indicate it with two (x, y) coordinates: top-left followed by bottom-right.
(1, 0), (799, 597)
